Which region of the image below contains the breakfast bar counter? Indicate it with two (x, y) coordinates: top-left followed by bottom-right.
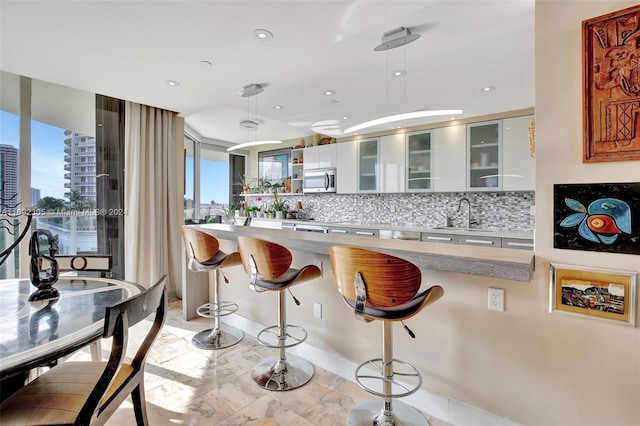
(188, 223), (534, 282)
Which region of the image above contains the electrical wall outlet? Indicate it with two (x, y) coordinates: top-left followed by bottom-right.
(314, 302), (322, 319)
(313, 260), (322, 277)
(488, 287), (505, 311)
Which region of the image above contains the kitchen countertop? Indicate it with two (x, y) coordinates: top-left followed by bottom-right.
(190, 223), (535, 282)
(280, 219), (534, 239)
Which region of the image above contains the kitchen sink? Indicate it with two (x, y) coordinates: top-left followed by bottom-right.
(431, 227), (499, 232)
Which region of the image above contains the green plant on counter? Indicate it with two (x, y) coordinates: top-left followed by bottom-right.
(244, 206), (259, 217)
(270, 193), (288, 212)
(213, 204), (239, 224)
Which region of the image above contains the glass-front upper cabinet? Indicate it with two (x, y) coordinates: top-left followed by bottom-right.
(406, 130), (434, 192)
(358, 138), (379, 192)
(467, 120), (502, 191)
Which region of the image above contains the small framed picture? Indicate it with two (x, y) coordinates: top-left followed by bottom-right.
(549, 263), (637, 326)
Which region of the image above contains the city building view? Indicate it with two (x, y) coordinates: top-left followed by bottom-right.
(0, 122), (100, 278)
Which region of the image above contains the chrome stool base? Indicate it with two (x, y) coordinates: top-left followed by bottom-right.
(347, 399), (428, 426)
(251, 355), (314, 391)
(191, 325), (244, 350)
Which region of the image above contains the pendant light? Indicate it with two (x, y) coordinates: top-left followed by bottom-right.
(344, 27), (462, 134)
(227, 83), (282, 152)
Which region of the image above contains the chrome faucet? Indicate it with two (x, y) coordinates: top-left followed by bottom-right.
(457, 197), (477, 229)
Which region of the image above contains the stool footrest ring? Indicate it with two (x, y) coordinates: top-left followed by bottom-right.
(256, 324), (308, 349)
(196, 301), (239, 319)
(354, 357), (422, 398)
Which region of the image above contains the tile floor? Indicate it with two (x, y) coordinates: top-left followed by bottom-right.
(71, 300), (449, 425)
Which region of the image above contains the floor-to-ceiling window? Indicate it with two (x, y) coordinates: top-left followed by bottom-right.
(0, 110), (21, 278)
(0, 71), (121, 278)
(184, 136), (233, 223)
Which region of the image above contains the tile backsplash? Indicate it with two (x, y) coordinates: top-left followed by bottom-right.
(250, 191), (535, 231)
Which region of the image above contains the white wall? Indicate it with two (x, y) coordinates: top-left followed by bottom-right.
(215, 2), (640, 425)
(532, 1), (640, 425)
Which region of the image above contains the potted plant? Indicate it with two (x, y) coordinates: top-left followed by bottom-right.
(214, 204), (239, 224)
(271, 181), (285, 194)
(245, 206), (259, 217)
(235, 174), (255, 194)
(270, 193), (288, 219)
(265, 206), (276, 219)
(260, 180), (273, 194)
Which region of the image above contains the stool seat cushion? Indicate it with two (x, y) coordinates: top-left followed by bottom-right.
(252, 265), (321, 290)
(343, 286), (443, 321)
(190, 250), (241, 271)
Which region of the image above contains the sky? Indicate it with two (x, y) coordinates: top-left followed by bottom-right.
(185, 158), (229, 205)
(1, 110), (229, 205)
(1, 110), (66, 199)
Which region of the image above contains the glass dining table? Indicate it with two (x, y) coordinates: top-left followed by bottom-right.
(0, 276), (143, 382)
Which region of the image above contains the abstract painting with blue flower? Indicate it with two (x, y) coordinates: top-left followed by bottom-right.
(554, 183), (639, 255)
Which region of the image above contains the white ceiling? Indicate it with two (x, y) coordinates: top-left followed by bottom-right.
(0, 0), (534, 148)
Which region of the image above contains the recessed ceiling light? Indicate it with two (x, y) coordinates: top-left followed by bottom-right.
(330, 100), (340, 104)
(481, 86), (495, 92)
(253, 29), (273, 40)
(273, 105), (284, 110)
(342, 116), (350, 120)
(323, 90), (336, 96)
(200, 60), (212, 67)
(166, 80), (180, 87)
(391, 70), (407, 77)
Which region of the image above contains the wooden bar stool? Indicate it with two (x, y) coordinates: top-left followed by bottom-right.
(182, 228), (244, 350)
(237, 236), (321, 391)
(329, 246), (444, 426)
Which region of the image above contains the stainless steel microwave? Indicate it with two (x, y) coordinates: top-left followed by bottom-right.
(303, 168), (336, 193)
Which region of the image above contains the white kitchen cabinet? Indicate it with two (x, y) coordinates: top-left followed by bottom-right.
(352, 228), (379, 237)
(357, 138), (379, 193)
(421, 232), (459, 244)
(458, 234), (502, 247)
(433, 125), (466, 192)
(467, 120), (502, 191)
(327, 226), (352, 235)
(337, 140), (357, 193)
(502, 115), (535, 191)
(303, 144), (337, 171)
(501, 237), (534, 250)
(406, 130), (433, 192)
(380, 133), (405, 193)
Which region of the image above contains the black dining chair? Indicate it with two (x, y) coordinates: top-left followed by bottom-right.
(56, 254), (114, 362)
(0, 275), (167, 425)
(56, 254), (113, 278)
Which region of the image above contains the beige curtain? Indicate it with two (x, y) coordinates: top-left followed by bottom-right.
(124, 102), (181, 296)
